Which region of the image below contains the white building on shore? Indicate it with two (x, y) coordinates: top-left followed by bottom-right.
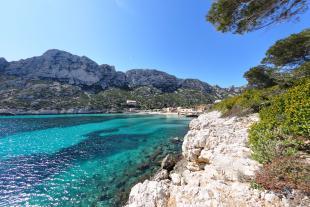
(126, 100), (137, 106)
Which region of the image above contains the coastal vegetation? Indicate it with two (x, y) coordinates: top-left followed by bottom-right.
(212, 29), (310, 194)
(0, 76), (214, 112)
(92, 87), (214, 110)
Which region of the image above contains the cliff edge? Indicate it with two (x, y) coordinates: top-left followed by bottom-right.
(125, 111), (297, 207)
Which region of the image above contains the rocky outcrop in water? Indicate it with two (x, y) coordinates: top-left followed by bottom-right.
(125, 111), (305, 207)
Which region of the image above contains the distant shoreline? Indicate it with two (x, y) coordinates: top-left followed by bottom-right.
(0, 110), (180, 116)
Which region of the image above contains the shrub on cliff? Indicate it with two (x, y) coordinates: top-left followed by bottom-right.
(206, 1), (310, 195)
(213, 86), (282, 117)
(249, 78), (310, 163)
(255, 156), (310, 193)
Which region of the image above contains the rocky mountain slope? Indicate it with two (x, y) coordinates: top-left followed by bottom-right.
(126, 111), (308, 207)
(0, 50), (241, 113)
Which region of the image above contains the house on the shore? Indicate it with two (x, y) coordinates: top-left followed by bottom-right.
(126, 100), (137, 106)
(125, 100), (138, 112)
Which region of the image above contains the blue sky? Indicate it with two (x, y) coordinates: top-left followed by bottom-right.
(0, 0), (309, 87)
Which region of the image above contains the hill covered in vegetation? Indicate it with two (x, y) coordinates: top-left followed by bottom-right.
(0, 50), (240, 114)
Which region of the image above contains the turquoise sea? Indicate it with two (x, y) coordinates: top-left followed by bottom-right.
(0, 114), (190, 207)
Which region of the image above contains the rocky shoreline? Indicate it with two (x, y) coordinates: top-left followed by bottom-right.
(125, 111), (307, 207)
(112, 137), (184, 206)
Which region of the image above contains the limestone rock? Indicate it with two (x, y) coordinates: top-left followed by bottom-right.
(170, 173), (181, 185)
(125, 180), (170, 207)
(126, 69), (179, 92)
(1, 49), (127, 90)
(152, 169), (169, 181)
(179, 79), (215, 94)
(125, 111), (297, 207)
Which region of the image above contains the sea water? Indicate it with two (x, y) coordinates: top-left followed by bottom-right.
(0, 114), (190, 207)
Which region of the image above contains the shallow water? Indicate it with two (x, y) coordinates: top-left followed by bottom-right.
(0, 114), (190, 207)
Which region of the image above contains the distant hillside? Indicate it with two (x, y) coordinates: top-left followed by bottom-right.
(0, 50), (241, 114)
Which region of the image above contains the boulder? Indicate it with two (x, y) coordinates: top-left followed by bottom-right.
(125, 180), (170, 207)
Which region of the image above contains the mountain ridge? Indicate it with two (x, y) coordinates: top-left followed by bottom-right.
(0, 49), (242, 113)
(0, 49), (237, 93)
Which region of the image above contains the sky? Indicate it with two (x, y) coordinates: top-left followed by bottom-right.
(0, 0), (309, 87)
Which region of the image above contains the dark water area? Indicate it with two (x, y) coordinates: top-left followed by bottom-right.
(0, 114), (190, 207)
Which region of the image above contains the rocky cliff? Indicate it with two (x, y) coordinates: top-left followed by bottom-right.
(0, 50), (242, 113)
(126, 69), (179, 92)
(125, 112), (306, 207)
(0, 49), (241, 94)
(1, 49), (127, 90)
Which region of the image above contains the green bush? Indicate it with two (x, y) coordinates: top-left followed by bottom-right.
(213, 86), (282, 117)
(249, 78), (310, 163)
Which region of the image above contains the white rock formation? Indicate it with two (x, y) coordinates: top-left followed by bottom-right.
(125, 111), (294, 207)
